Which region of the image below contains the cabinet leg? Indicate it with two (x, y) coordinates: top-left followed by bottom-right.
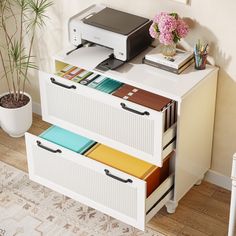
(195, 175), (205, 186)
(165, 200), (178, 214)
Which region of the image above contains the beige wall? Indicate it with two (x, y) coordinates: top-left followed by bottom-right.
(0, 64), (7, 94)
(2, 0), (236, 177)
(0, 78), (7, 95)
(0, 33), (7, 94)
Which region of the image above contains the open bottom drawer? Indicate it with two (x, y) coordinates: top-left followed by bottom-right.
(25, 132), (174, 230)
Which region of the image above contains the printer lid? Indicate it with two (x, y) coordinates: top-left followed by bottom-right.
(83, 7), (149, 35)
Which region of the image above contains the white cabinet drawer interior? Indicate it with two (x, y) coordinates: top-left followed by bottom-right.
(39, 71), (176, 166)
(25, 132), (174, 230)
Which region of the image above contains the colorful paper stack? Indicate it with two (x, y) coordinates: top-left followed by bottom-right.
(55, 64), (93, 83)
(55, 64), (123, 94)
(87, 75), (107, 88)
(72, 70), (93, 83)
(55, 65), (75, 77)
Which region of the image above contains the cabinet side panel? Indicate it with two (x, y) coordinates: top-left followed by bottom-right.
(174, 70), (218, 202)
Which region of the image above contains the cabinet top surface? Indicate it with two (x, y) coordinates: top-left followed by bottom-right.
(55, 45), (218, 101)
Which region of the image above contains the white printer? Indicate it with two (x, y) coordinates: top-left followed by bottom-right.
(68, 4), (153, 68)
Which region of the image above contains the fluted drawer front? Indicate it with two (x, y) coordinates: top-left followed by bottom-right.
(39, 71), (171, 167)
(25, 133), (146, 230)
(46, 82), (154, 155)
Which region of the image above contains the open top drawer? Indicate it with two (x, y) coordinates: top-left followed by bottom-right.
(25, 131), (174, 231)
(39, 70), (176, 167)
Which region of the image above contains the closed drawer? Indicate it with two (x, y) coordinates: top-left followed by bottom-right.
(25, 132), (174, 230)
(39, 71), (176, 167)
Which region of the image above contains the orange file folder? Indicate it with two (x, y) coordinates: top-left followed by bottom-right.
(85, 144), (170, 197)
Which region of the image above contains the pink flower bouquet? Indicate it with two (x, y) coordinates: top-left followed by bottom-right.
(149, 12), (189, 45)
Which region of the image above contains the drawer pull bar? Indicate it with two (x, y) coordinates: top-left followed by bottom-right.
(120, 103), (149, 116)
(37, 141), (62, 153)
(104, 169), (133, 183)
(50, 78), (76, 89)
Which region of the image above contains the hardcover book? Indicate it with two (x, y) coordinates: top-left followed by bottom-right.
(144, 45), (193, 70)
(143, 57), (194, 74)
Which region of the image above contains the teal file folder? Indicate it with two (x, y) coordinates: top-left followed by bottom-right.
(95, 78), (123, 94)
(40, 126), (96, 154)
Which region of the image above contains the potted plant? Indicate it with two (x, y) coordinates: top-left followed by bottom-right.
(149, 12), (189, 56)
(0, 0), (52, 137)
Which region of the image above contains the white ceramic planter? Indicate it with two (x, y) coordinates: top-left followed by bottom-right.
(0, 92), (32, 137)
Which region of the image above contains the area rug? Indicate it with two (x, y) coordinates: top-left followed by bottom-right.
(0, 161), (163, 236)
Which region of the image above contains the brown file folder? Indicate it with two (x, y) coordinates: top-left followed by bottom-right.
(112, 84), (172, 112)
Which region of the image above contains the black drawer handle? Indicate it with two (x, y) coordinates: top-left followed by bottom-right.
(50, 77), (76, 89)
(120, 103), (149, 116)
(37, 141), (62, 153)
(104, 169), (133, 183)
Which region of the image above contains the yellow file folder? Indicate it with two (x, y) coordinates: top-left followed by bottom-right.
(85, 144), (170, 197)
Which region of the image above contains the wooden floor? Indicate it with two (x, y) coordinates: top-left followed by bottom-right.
(0, 114), (231, 236)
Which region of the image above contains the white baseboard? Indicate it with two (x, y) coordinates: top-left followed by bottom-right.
(32, 102), (41, 115)
(205, 169), (232, 191)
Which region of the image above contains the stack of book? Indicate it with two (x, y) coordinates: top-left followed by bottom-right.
(143, 45), (194, 74)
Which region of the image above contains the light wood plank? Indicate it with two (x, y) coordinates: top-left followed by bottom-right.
(212, 187), (231, 205)
(0, 129), (26, 155)
(148, 211), (184, 236)
(0, 143), (10, 155)
(192, 180), (219, 197)
(178, 226), (208, 236)
(180, 189), (230, 224)
(28, 124), (47, 136)
(160, 205), (228, 236)
(0, 147), (28, 172)
(40, 122), (51, 130)
(33, 113), (50, 128)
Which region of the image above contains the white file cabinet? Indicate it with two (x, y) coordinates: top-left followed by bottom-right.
(25, 45), (218, 230)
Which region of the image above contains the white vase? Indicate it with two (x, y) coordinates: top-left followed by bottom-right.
(0, 92), (32, 137)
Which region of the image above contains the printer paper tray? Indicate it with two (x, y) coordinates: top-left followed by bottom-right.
(54, 45), (113, 72)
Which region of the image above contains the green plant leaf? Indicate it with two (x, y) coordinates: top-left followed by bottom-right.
(0, 0), (52, 94)
(153, 23), (159, 33)
(173, 31), (180, 44)
(170, 12), (179, 20)
(27, 0), (53, 30)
